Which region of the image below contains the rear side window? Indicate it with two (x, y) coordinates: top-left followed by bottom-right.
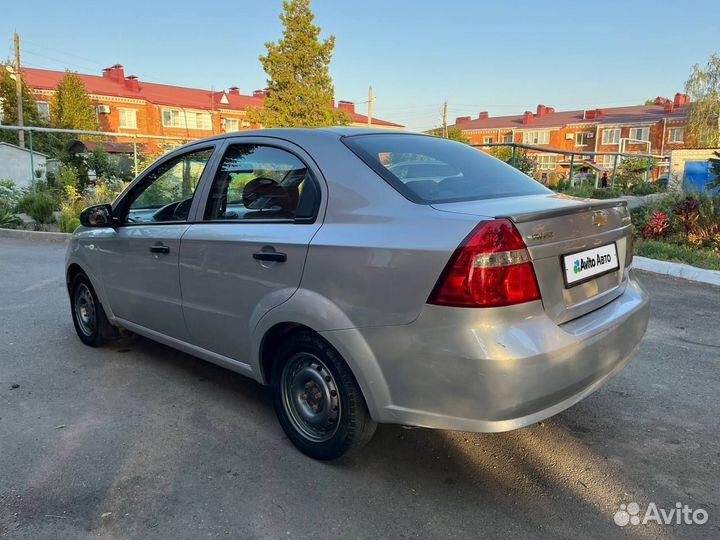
(204, 144), (319, 221)
(342, 134), (550, 203)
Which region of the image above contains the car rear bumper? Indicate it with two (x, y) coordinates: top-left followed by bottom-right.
(328, 271), (649, 432)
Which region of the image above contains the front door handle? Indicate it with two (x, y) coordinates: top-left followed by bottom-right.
(149, 243), (170, 254)
(253, 251), (287, 263)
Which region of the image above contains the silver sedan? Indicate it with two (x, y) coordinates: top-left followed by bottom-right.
(66, 128), (649, 459)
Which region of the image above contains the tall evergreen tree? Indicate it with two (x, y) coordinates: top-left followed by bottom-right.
(255, 0), (348, 127)
(51, 71), (99, 131)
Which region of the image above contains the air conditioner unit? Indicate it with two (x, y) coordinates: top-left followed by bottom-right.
(96, 105), (111, 114)
(566, 133), (574, 140)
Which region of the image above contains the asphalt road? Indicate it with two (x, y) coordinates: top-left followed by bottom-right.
(0, 238), (718, 540)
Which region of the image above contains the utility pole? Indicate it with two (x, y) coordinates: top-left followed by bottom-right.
(442, 101), (448, 138)
(14, 32), (25, 148)
(367, 85), (375, 126)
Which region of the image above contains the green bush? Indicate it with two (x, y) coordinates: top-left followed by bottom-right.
(19, 190), (56, 224)
(0, 180), (21, 210)
(0, 201), (22, 228)
(58, 212), (81, 233)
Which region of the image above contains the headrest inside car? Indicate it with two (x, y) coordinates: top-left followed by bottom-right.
(242, 177), (299, 213)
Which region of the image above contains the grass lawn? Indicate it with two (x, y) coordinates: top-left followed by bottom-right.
(634, 239), (720, 271)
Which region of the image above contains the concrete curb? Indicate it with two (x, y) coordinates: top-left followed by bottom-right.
(0, 228), (71, 243)
(634, 256), (720, 287)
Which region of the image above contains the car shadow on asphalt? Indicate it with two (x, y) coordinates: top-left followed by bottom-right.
(93, 332), (664, 540)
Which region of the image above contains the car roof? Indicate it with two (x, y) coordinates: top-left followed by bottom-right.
(175, 127), (424, 152)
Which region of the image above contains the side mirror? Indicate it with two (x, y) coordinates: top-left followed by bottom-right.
(79, 204), (113, 228)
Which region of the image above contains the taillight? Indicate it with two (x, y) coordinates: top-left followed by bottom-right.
(428, 219), (541, 308)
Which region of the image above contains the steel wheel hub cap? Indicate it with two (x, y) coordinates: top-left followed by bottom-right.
(281, 353), (341, 442)
(74, 284), (96, 337)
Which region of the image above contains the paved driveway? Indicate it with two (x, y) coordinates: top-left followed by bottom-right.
(0, 238), (718, 540)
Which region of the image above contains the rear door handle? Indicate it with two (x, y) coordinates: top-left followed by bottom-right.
(149, 243), (170, 254)
(253, 251), (287, 263)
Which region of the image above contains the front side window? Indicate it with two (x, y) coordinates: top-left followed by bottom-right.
(204, 144), (319, 221)
(118, 108), (137, 129)
(502, 133), (513, 143)
(343, 134), (551, 204)
(123, 148), (213, 223)
(629, 127), (650, 141)
(602, 128), (620, 144)
(575, 132), (590, 146)
(483, 136), (493, 144)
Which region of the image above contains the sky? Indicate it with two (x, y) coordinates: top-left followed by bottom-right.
(2, 0), (719, 131)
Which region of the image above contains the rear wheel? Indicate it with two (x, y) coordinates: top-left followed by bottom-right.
(70, 272), (117, 347)
(271, 332), (377, 460)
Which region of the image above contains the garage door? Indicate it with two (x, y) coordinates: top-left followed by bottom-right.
(683, 160), (711, 191)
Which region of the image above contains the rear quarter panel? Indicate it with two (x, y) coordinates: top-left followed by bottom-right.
(291, 137), (481, 329)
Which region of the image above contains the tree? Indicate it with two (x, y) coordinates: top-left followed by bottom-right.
(708, 151), (720, 190)
(51, 71), (99, 131)
(489, 146), (536, 176)
(685, 53), (720, 148)
(426, 128), (470, 144)
(0, 66), (43, 145)
(255, 0), (348, 127)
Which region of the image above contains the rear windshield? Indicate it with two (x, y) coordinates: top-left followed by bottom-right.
(342, 134), (551, 203)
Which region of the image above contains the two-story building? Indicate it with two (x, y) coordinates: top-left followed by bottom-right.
(449, 94), (691, 180)
(15, 64), (403, 152)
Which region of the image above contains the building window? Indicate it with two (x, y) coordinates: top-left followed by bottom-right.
(536, 155), (557, 170)
(575, 132), (590, 146)
(36, 101), (50, 121)
(162, 108), (212, 130)
(522, 130), (550, 145)
(483, 136), (493, 144)
(223, 118), (239, 132)
(629, 127), (650, 142)
(601, 128), (620, 145)
(600, 155), (620, 168)
(502, 133), (513, 143)
(0, 97), (4, 123)
(118, 108), (137, 129)
(668, 127), (684, 144)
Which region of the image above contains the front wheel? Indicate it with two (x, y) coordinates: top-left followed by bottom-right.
(271, 332), (377, 460)
(70, 272), (117, 347)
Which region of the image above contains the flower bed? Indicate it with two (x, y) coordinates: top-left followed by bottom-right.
(631, 193), (720, 271)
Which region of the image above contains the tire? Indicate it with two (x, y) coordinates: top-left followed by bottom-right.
(271, 331), (377, 460)
(70, 272), (117, 347)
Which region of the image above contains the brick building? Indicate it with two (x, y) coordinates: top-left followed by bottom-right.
(448, 94), (692, 180)
(15, 64), (402, 151)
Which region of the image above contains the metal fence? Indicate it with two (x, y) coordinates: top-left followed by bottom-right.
(471, 142), (663, 188)
(0, 124), (196, 189)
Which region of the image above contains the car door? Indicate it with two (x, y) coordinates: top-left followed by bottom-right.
(179, 138), (324, 363)
(95, 145), (217, 340)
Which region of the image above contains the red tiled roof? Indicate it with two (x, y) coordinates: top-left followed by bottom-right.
(347, 111), (403, 127)
(21, 66), (264, 110)
(20, 65), (403, 126)
(450, 104), (689, 131)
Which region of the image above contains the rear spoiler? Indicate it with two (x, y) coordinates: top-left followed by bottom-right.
(496, 198), (627, 224)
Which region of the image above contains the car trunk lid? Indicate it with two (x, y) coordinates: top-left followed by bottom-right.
(432, 194), (633, 324)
